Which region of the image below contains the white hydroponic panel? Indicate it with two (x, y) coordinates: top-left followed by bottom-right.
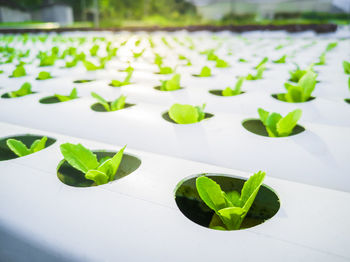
(0, 29), (349, 261)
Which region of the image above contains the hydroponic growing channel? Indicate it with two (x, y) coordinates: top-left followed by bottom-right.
(0, 28), (349, 262)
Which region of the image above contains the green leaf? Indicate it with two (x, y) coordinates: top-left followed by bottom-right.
(10, 65), (26, 78)
(343, 61), (350, 75)
(85, 170), (109, 185)
(225, 191), (241, 207)
(9, 82), (32, 98)
(325, 42), (337, 52)
(91, 92), (110, 111)
(54, 88), (77, 102)
(284, 84), (303, 102)
(60, 143), (99, 174)
(158, 66), (173, 75)
(258, 108), (269, 125)
(98, 145), (126, 181)
(164, 74), (181, 91)
(6, 139), (31, 157)
(240, 171), (266, 214)
(29, 136), (47, 153)
(169, 104), (200, 124)
(222, 87), (234, 96)
(90, 44), (99, 56)
(111, 95), (126, 111)
(196, 176), (227, 212)
(254, 57), (268, 69)
(258, 108), (282, 137)
(195, 104), (206, 122)
(124, 68), (133, 83)
(69, 88), (78, 99)
(110, 80), (123, 87)
(315, 53), (326, 65)
(216, 59), (229, 68)
(217, 207), (246, 230)
(277, 109), (302, 137)
(83, 60), (100, 71)
(199, 66), (211, 77)
(273, 55), (287, 64)
(37, 71), (52, 80)
(255, 65), (266, 79)
(299, 70), (317, 101)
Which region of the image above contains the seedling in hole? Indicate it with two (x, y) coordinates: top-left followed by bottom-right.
(238, 58), (248, 63)
(222, 77), (245, 96)
(90, 44), (99, 56)
(246, 65), (266, 80)
(109, 68), (134, 87)
(159, 74), (181, 91)
(39, 53), (56, 67)
(83, 60), (104, 71)
(60, 143), (126, 186)
(168, 103), (207, 124)
(36, 71), (52, 80)
(91, 92), (127, 112)
(280, 70), (317, 102)
(289, 64), (314, 83)
(343, 61), (350, 75)
(54, 88), (78, 102)
(157, 65), (174, 75)
(6, 136), (47, 157)
(254, 57), (268, 69)
(216, 58), (230, 68)
(154, 53), (163, 67)
(273, 55), (287, 64)
(8, 82), (33, 98)
(258, 108), (302, 137)
(178, 55), (191, 66)
(325, 42), (337, 52)
(133, 49), (145, 59)
(197, 66), (211, 77)
(196, 171), (266, 230)
(10, 65), (26, 78)
(315, 52), (326, 66)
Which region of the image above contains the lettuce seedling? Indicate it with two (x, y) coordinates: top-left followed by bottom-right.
(254, 57), (268, 69)
(258, 108), (302, 137)
(133, 49), (145, 59)
(158, 65), (174, 75)
(246, 65), (266, 80)
(65, 59), (77, 68)
(39, 53), (56, 67)
(343, 61), (350, 75)
(196, 171), (266, 230)
(90, 44), (99, 56)
(222, 77), (245, 96)
(109, 68), (134, 87)
(83, 60), (103, 71)
(198, 66), (211, 77)
(160, 74), (181, 91)
(60, 143), (126, 186)
(7, 136), (47, 157)
(207, 50), (218, 61)
(288, 64), (314, 83)
(325, 42), (337, 52)
(279, 70), (317, 102)
(10, 65), (26, 78)
(315, 52), (326, 65)
(238, 58), (247, 63)
(91, 92), (127, 112)
(273, 55), (287, 64)
(178, 55), (191, 66)
(168, 103), (206, 124)
(154, 53), (163, 67)
(216, 58), (230, 68)
(36, 71), (52, 80)
(8, 82), (32, 98)
(54, 88), (78, 102)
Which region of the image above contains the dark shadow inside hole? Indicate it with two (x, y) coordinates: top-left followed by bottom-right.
(73, 79), (95, 83)
(271, 93), (316, 103)
(90, 102), (135, 112)
(154, 86), (184, 91)
(162, 111), (214, 124)
(209, 89), (245, 96)
(1, 92), (36, 99)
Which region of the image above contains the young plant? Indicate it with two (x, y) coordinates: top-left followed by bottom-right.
(315, 52), (326, 65)
(196, 171), (266, 230)
(159, 74), (181, 91)
(222, 77), (244, 96)
(36, 71), (52, 80)
(279, 70), (317, 102)
(288, 64), (314, 83)
(60, 143), (126, 186)
(198, 66), (211, 77)
(91, 92), (127, 112)
(39, 53), (56, 67)
(246, 65), (266, 80)
(8, 82), (33, 98)
(343, 61), (350, 75)
(273, 55), (287, 64)
(83, 60), (104, 71)
(90, 44), (99, 56)
(133, 49), (145, 59)
(158, 65), (174, 75)
(6, 136), (47, 157)
(215, 58), (230, 68)
(10, 65), (26, 78)
(54, 88), (78, 102)
(325, 42), (337, 52)
(168, 103), (206, 124)
(109, 68), (133, 87)
(254, 57), (268, 69)
(258, 108), (302, 137)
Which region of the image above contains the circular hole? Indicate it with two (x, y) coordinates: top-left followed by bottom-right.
(345, 98), (350, 104)
(90, 102), (135, 112)
(162, 111), (214, 124)
(192, 74), (213, 78)
(242, 119), (305, 137)
(73, 79), (95, 84)
(271, 93), (316, 103)
(39, 96), (79, 104)
(1, 92), (37, 99)
(154, 86), (184, 91)
(209, 90), (245, 96)
(57, 151), (141, 187)
(0, 134), (56, 161)
(174, 174), (280, 230)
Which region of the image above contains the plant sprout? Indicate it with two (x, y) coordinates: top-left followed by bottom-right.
(36, 71), (52, 80)
(54, 88), (78, 102)
(6, 136), (47, 157)
(8, 82), (33, 98)
(91, 92), (127, 112)
(258, 108), (302, 137)
(216, 58), (230, 68)
(198, 66), (211, 77)
(343, 61), (350, 75)
(159, 74), (181, 91)
(10, 65), (26, 78)
(168, 103), (207, 124)
(196, 171), (266, 230)
(60, 143), (126, 186)
(254, 57), (268, 69)
(246, 65), (266, 80)
(89, 44), (99, 56)
(222, 77), (245, 96)
(273, 55), (287, 64)
(109, 68), (134, 87)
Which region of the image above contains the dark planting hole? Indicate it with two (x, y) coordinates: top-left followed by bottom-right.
(57, 151), (141, 187)
(345, 98), (350, 104)
(73, 79), (95, 84)
(162, 111), (214, 124)
(0, 134), (56, 161)
(242, 119), (305, 137)
(1, 92), (37, 99)
(91, 102), (135, 112)
(175, 174), (280, 230)
(39, 96), (79, 104)
(271, 93), (316, 103)
(209, 90), (245, 96)
(154, 86), (184, 91)
(192, 74), (213, 78)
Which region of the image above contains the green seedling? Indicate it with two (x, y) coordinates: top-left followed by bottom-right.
(83, 60), (104, 71)
(7, 136), (47, 157)
(315, 52), (326, 65)
(168, 103), (206, 124)
(39, 53), (56, 67)
(238, 58), (248, 63)
(109, 68), (134, 87)
(65, 59), (78, 68)
(273, 55), (287, 64)
(133, 49), (145, 59)
(254, 57), (268, 69)
(343, 61), (350, 75)
(246, 65), (266, 80)
(198, 66), (211, 77)
(222, 77), (245, 96)
(158, 65), (174, 75)
(10, 65), (26, 78)
(36, 71), (52, 80)
(160, 74), (181, 91)
(60, 143), (126, 186)
(288, 64), (314, 83)
(258, 108), (302, 137)
(279, 70), (317, 102)
(54, 88), (78, 102)
(216, 58), (230, 68)
(90, 44), (99, 56)
(196, 171), (266, 230)
(325, 42), (337, 52)
(8, 82), (33, 98)
(154, 53), (163, 67)
(91, 92), (127, 112)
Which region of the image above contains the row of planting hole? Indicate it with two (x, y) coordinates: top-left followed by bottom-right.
(0, 134), (280, 231)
